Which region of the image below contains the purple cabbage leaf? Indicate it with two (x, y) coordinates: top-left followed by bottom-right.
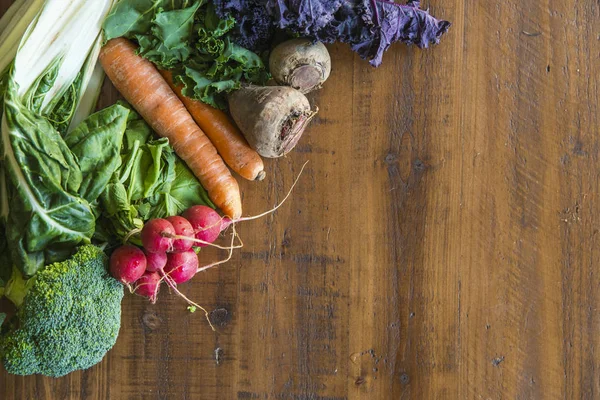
(213, 0), (451, 66)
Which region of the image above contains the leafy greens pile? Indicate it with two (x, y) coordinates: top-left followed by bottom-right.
(0, 0), (213, 276)
(0, 0), (214, 378)
(96, 104), (213, 245)
(214, 0), (451, 67)
(0, 0), (117, 277)
(103, 0), (270, 109)
(0, 0), (124, 378)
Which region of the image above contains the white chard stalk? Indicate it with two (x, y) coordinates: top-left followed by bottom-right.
(0, 0), (116, 276)
(11, 0), (113, 110)
(0, 0), (45, 74)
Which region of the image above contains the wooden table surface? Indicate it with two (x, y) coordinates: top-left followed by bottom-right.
(2, 1), (600, 399)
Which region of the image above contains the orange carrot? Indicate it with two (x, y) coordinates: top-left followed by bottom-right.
(160, 70), (266, 181)
(99, 38), (242, 219)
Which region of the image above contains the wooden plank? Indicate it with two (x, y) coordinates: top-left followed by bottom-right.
(1, 0), (600, 399)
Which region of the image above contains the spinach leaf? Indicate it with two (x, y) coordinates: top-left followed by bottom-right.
(97, 107), (213, 245)
(65, 104), (130, 203)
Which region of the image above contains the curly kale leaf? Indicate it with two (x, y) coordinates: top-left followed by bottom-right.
(103, 0), (269, 109)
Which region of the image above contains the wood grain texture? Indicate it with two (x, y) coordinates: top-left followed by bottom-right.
(1, 0), (599, 398)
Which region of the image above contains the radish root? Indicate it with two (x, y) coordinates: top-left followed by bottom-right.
(166, 232), (244, 250)
(197, 224), (238, 273)
(159, 269), (216, 331)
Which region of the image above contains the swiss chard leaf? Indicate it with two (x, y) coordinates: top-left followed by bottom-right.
(45, 72), (84, 136)
(1, 79), (95, 276)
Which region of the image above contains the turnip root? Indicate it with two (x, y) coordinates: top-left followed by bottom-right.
(269, 39), (331, 94)
(229, 85), (317, 158)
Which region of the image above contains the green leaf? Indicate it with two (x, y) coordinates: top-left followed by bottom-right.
(101, 181), (131, 217)
(135, 34), (191, 69)
(145, 139), (177, 197)
(103, 0), (268, 109)
(46, 72), (84, 136)
(0, 64), (10, 108)
(152, 2), (202, 50)
(2, 266), (35, 307)
(179, 65), (238, 109)
(103, 0), (165, 40)
(96, 108), (213, 245)
(168, 161), (214, 209)
(201, 5), (234, 37)
(2, 79), (95, 276)
(65, 104), (130, 203)
(104, 0), (204, 41)
(142, 160), (214, 219)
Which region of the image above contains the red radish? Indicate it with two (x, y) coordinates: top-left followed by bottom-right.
(110, 245), (147, 284)
(166, 216), (195, 252)
(180, 162), (307, 248)
(134, 271), (161, 303)
(164, 250), (199, 284)
(145, 250), (167, 272)
(183, 205), (226, 246)
(128, 162), (307, 331)
(141, 218), (175, 253)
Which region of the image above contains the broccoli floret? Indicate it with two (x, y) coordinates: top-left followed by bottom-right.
(0, 245), (124, 377)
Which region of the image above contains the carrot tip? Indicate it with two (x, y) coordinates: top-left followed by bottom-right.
(255, 170), (266, 181)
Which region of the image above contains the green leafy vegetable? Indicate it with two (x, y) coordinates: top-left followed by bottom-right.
(2, 82), (129, 276)
(153, 2), (202, 49)
(97, 106), (214, 245)
(65, 104), (130, 203)
(0, 0), (45, 76)
(0, 0), (124, 276)
(103, 0), (269, 109)
(2, 79), (96, 276)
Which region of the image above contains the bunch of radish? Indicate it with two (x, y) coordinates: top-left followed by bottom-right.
(109, 161), (307, 329)
(109, 205), (235, 325)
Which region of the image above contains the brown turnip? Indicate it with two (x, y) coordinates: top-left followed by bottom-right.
(228, 85), (317, 158)
(269, 38), (331, 94)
